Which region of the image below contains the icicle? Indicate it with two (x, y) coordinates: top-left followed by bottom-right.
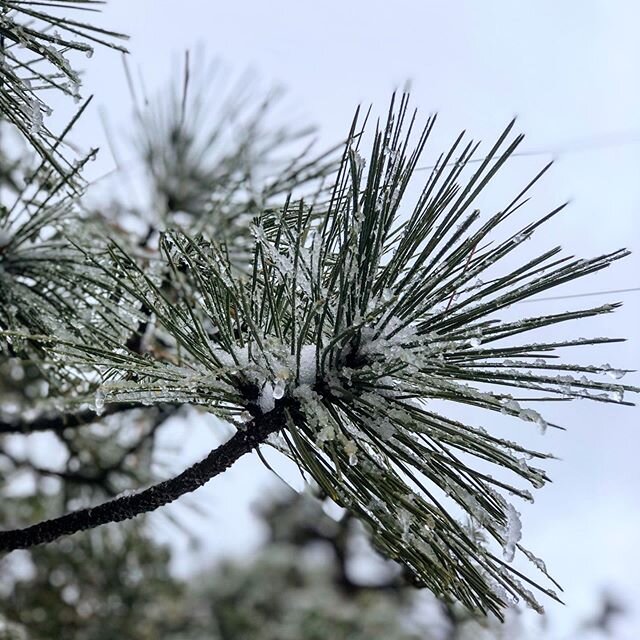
(521, 547), (548, 575)
(29, 99), (44, 135)
(343, 440), (358, 466)
(502, 504), (522, 562)
(600, 363), (626, 379)
(349, 144), (366, 172)
(298, 345), (317, 385)
(94, 389), (105, 416)
(535, 414), (548, 435)
(273, 378), (286, 400)
(258, 382), (275, 414)
(397, 508), (413, 541)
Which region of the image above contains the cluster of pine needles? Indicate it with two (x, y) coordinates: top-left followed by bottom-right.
(0, 26), (636, 619)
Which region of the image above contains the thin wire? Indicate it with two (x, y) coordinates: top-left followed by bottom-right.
(414, 132), (640, 304)
(85, 122), (639, 308)
(520, 287), (640, 303)
(416, 131), (640, 172)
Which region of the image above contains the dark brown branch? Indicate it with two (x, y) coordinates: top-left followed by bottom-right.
(0, 402), (140, 435)
(2, 449), (111, 488)
(96, 404), (178, 476)
(316, 513), (405, 595)
(1, 405), (179, 495)
(0, 402), (291, 553)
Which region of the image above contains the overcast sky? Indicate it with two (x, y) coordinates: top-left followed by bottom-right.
(67, 2), (640, 637)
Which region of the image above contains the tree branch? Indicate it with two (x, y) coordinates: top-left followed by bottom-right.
(1, 404), (179, 496)
(0, 402), (291, 552)
(0, 402), (140, 435)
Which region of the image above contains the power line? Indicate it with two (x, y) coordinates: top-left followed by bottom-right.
(416, 131), (640, 172)
(415, 132), (640, 306)
(520, 287), (640, 303)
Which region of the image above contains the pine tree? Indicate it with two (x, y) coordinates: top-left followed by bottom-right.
(0, 0), (636, 621)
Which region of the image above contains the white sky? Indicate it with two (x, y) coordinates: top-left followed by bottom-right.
(59, 1), (640, 637)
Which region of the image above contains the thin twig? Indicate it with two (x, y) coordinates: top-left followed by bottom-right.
(0, 402), (139, 434)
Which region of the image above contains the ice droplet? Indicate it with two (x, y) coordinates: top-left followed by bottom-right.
(612, 389), (624, 402)
(344, 440), (358, 455)
(94, 389), (105, 416)
(273, 378), (286, 400)
(343, 440), (358, 466)
(318, 425), (335, 442)
(239, 410), (253, 423)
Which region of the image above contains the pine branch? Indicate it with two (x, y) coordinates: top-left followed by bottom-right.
(1, 403), (177, 497)
(0, 399), (293, 551)
(130, 52), (338, 258)
(0, 402), (135, 434)
(0, 0), (127, 173)
(3, 93), (636, 618)
(0, 141), (148, 380)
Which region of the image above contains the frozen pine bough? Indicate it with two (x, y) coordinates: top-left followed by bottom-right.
(0, 93), (636, 620)
(0, 1), (127, 178)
